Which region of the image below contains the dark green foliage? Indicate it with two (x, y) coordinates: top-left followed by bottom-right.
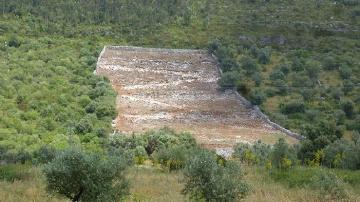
(249, 89), (266, 105)
(220, 58), (239, 72)
(182, 149), (249, 201)
(218, 71), (239, 89)
(342, 80), (354, 95)
(291, 58), (304, 71)
(252, 73), (262, 86)
(298, 121), (343, 162)
(269, 69), (285, 81)
(323, 139), (360, 170)
(257, 48), (271, 64)
(75, 118), (93, 135)
(270, 138), (297, 169)
(341, 100), (355, 118)
(339, 66), (352, 79)
(44, 148), (129, 202)
(8, 35), (21, 48)
(322, 56), (338, 70)
(242, 57), (258, 74)
(305, 60), (321, 80)
(280, 101), (305, 114)
(34, 146), (57, 164)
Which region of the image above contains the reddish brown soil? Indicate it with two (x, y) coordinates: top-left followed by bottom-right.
(96, 46), (295, 151)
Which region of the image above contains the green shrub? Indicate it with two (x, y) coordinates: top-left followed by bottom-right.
(270, 138), (297, 169)
(182, 149), (249, 201)
(249, 89), (266, 105)
(291, 58), (304, 71)
(233, 141), (271, 165)
(134, 146), (147, 165)
(218, 71), (240, 89)
(323, 139), (360, 170)
(8, 35), (21, 48)
(341, 100), (355, 118)
(44, 148), (129, 202)
(74, 118), (93, 134)
(242, 57), (258, 74)
(35, 145), (57, 164)
(269, 69), (285, 81)
(280, 101), (305, 114)
(153, 146), (191, 171)
(144, 128), (196, 155)
(309, 170), (347, 199)
(339, 66), (352, 79)
(257, 48), (271, 64)
(220, 58), (239, 72)
(322, 55), (338, 70)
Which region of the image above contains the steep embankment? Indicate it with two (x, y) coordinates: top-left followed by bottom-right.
(96, 46), (297, 151)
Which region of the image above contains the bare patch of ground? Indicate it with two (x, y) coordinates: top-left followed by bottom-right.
(96, 46), (296, 151)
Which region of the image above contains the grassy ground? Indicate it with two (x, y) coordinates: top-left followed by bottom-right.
(126, 166), (185, 202)
(0, 167), (67, 202)
(1, 164), (359, 202)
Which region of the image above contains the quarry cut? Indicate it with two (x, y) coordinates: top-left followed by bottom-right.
(96, 46), (292, 151)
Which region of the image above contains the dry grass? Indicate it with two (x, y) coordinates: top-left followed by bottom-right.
(126, 166), (186, 202)
(243, 166), (360, 202)
(1, 165), (359, 202)
(0, 167), (67, 202)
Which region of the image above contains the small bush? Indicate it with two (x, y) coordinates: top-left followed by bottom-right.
(249, 89), (266, 105)
(322, 56), (338, 70)
(309, 170), (347, 199)
(257, 48), (271, 64)
(8, 36), (21, 48)
(280, 101), (305, 114)
(182, 149), (249, 201)
(233, 141), (271, 165)
(341, 100), (355, 118)
(153, 146), (191, 171)
(269, 69), (285, 81)
(35, 145), (57, 164)
(242, 57), (258, 74)
(270, 138), (297, 169)
(218, 71), (240, 89)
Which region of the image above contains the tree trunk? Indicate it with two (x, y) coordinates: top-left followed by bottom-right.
(72, 187), (84, 202)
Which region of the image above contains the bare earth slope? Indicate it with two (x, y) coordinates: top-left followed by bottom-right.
(96, 46), (294, 150)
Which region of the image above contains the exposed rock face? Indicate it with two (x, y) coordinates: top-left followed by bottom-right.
(96, 46), (295, 151)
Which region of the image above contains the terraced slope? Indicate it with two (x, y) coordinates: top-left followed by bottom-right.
(96, 46), (294, 150)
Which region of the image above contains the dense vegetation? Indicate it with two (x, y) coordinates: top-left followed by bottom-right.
(1, 129), (360, 201)
(0, 0), (360, 201)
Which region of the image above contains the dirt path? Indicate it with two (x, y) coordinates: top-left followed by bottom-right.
(96, 46), (296, 152)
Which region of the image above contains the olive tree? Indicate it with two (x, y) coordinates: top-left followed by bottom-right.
(182, 149), (249, 201)
(44, 148), (129, 202)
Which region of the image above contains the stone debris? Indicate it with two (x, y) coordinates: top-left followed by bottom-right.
(96, 46), (295, 149)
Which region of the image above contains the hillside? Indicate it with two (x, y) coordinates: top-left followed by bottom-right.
(0, 0), (360, 201)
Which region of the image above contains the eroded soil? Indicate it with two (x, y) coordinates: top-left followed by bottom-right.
(96, 46), (294, 151)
